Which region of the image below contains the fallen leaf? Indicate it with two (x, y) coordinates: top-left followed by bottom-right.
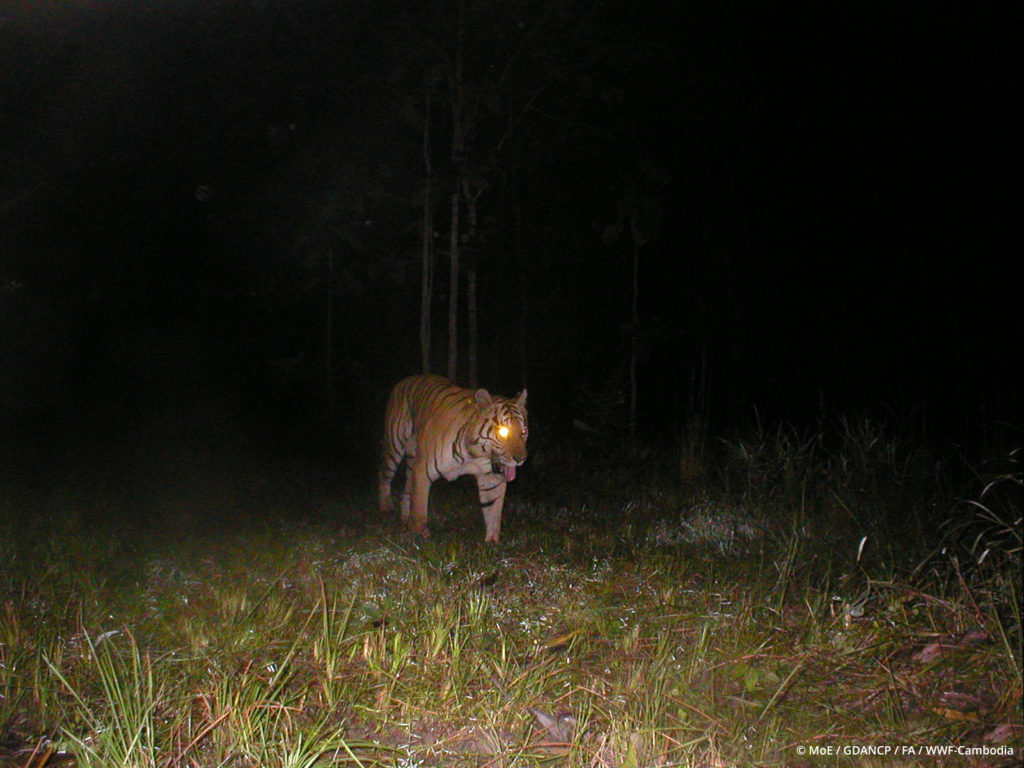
(932, 707), (980, 723)
(528, 707), (576, 742)
(982, 723), (1019, 743)
(541, 629), (584, 650)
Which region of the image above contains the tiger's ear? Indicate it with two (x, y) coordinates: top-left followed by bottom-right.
(474, 388), (492, 407)
(517, 389), (527, 407)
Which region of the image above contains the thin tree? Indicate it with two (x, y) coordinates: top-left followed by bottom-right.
(447, 190), (460, 381)
(463, 177), (484, 387)
(602, 163), (666, 440)
(394, 0), (619, 386)
(420, 82), (434, 374)
(324, 247), (336, 418)
(446, 0), (467, 383)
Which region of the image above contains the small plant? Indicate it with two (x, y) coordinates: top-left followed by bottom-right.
(963, 451), (1022, 569)
(45, 630), (160, 768)
(944, 451), (1023, 681)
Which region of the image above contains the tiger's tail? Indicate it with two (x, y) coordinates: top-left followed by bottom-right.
(378, 386), (411, 515)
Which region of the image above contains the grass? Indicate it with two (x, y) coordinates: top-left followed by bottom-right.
(1, 420), (1020, 767)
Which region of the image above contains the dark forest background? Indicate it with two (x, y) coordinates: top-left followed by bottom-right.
(1, 0), (1018, 488)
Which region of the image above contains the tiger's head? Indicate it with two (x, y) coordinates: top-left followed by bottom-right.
(473, 387), (528, 481)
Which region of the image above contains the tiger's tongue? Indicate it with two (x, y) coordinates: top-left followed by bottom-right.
(503, 464), (516, 482)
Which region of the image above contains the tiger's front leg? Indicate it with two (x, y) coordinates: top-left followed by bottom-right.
(476, 472), (508, 543)
(404, 455), (432, 537)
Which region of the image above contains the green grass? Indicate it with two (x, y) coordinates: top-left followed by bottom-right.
(1, 426), (1020, 767)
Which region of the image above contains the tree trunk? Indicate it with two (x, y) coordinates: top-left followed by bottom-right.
(446, 0), (466, 385)
(514, 179), (528, 387)
(447, 1), (465, 384)
(629, 238), (639, 441)
(463, 178), (480, 388)
(447, 191), (460, 382)
(324, 249), (337, 420)
(467, 266), (477, 387)
(420, 183), (433, 375)
(679, 342), (708, 484)
(420, 86), (434, 374)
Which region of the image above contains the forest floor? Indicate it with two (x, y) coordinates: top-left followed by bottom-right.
(1, 441), (1021, 768)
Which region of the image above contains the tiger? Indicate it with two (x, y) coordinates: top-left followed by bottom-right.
(378, 375), (528, 542)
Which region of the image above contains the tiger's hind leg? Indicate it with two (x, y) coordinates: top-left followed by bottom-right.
(378, 453), (401, 515)
(476, 473), (508, 543)
(379, 467), (397, 514)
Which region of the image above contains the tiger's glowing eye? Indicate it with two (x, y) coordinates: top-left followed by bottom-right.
(497, 425), (510, 439)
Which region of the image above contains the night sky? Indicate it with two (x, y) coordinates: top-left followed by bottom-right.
(1, 0), (1018, 483)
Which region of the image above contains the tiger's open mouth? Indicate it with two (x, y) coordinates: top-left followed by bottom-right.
(494, 459), (519, 481)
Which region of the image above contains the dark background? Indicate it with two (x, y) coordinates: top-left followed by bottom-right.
(1, 0), (1018, 491)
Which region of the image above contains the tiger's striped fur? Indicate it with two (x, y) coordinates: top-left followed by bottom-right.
(378, 375), (528, 542)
